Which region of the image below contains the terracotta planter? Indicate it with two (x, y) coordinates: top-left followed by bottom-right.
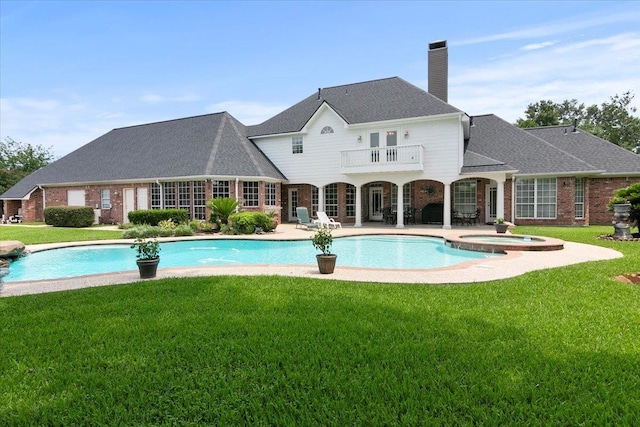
(136, 258), (160, 279)
(316, 254), (337, 274)
(495, 224), (509, 234)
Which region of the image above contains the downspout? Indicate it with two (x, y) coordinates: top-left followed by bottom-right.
(511, 178), (516, 224)
(235, 177), (240, 212)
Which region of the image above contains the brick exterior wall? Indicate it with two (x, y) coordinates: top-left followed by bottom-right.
(10, 179), (282, 225)
(7, 176), (639, 227)
(588, 177), (640, 225)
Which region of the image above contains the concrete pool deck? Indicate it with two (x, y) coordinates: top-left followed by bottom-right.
(1, 223), (622, 297)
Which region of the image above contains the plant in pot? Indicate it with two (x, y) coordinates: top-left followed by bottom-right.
(131, 237), (161, 279)
(494, 217), (508, 234)
(311, 227), (337, 274)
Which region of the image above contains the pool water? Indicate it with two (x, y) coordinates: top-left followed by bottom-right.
(6, 235), (501, 282)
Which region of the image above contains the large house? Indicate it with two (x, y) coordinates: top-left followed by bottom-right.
(3, 41), (640, 228)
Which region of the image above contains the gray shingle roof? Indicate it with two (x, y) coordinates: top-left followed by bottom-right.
(1, 112), (286, 199)
(247, 77), (462, 137)
(464, 115), (600, 175)
(524, 125), (640, 175)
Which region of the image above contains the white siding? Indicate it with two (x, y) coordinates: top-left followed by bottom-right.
(254, 108), (464, 186)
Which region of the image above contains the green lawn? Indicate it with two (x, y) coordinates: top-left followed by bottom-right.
(0, 225), (123, 244)
(1, 226), (639, 425)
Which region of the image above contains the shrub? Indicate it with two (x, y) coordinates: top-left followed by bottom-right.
(128, 209), (189, 226)
(44, 206), (95, 228)
(207, 197), (240, 224)
(227, 211), (274, 234)
(158, 219), (177, 230)
(173, 224), (194, 237)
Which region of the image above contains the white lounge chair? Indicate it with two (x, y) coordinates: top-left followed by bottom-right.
(316, 211), (342, 229)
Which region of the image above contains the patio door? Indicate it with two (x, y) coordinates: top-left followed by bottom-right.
(369, 187), (383, 221)
(123, 188), (135, 224)
(288, 188), (298, 221)
(486, 184), (497, 223)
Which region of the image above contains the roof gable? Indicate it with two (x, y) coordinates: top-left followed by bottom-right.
(247, 77), (462, 137)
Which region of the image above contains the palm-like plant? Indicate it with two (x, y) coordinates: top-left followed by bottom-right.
(207, 197), (240, 225)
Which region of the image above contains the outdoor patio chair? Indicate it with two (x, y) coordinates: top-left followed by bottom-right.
(316, 211), (342, 229)
(295, 207), (319, 230)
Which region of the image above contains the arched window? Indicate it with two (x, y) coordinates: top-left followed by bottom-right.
(321, 126), (334, 134)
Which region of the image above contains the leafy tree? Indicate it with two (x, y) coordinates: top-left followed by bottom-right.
(515, 91), (640, 153)
(0, 137), (55, 196)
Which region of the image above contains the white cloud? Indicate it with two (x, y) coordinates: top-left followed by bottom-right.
(206, 100), (287, 125)
(454, 10), (640, 46)
(521, 41), (555, 51)
(0, 96), (128, 157)
(449, 33), (640, 122)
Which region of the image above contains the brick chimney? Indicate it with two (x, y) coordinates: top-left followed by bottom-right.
(428, 40), (448, 102)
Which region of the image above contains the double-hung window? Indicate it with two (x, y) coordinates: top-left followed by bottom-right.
(292, 136), (303, 154)
(163, 183), (176, 209)
(151, 183), (162, 209)
(454, 181), (476, 214)
(265, 182), (276, 206)
(324, 183), (338, 217)
(212, 180), (230, 199)
(243, 182), (259, 207)
(193, 181), (206, 220)
(574, 178), (585, 219)
(516, 178), (557, 219)
(346, 184), (356, 217)
(101, 189), (111, 209)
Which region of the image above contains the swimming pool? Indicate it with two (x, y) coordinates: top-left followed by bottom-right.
(6, 235), (501, 282)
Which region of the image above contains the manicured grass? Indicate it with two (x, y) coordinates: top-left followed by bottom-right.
(0, 225), (123, 244)
(1, 226), (639, 424)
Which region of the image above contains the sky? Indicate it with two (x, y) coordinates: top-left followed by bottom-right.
(1, 1), (639, 158)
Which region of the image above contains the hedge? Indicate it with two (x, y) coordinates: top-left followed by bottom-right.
(228, 211), (274, 234)
(128, 209), (189, 226)
(44, 206), (95, 228)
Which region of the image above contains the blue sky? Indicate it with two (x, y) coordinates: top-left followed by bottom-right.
(1, 1), (639, 157)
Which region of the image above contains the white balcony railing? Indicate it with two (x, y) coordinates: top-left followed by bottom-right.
(340, 144), (424, 174)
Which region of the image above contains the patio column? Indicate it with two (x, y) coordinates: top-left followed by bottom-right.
(496, 178), (505, 220)
(442, 183), (452, 229)
(317, 185), (324, 214)
(396, 184), (405, 228)
(355, 185), (362, 227)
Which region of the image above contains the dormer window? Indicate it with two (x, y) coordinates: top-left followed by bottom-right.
(321, 126), (334, 134)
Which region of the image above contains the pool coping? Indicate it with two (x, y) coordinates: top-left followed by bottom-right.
(1, 224), (623, 297)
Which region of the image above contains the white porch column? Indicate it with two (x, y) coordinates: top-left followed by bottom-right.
(496, 179), (505, 221)
(442, 183), (452, 229)
(395, 184), (405, 228)
(317, 185), (324, 214)
(355, 185), (362, 227)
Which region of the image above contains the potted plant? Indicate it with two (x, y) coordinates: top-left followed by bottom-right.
(131, 237), (161, 279)
(311, 227), (337, 274)
(494, 217), (508, 234)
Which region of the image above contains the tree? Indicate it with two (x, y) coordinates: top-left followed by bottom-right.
(0, 137), (55, 196)
(515, 91), (640, 153)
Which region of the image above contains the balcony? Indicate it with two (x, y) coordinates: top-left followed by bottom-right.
(340, 144), (424, 174)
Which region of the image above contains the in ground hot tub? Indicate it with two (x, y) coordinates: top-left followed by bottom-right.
(445, 234), (564, 253)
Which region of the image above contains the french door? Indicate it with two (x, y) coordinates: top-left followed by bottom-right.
(369, 187), (383, 221)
